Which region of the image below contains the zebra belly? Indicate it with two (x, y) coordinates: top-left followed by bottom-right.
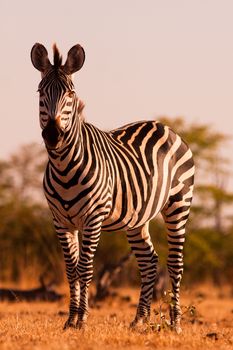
(102, 184), (170, 231)
(102, 208), (159, 232)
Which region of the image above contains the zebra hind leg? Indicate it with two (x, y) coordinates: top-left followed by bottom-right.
(162, 183), (193, 334)
(127, 223), (158, 327)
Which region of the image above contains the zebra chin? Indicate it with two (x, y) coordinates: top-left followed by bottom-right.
(43, 138), (64, 150)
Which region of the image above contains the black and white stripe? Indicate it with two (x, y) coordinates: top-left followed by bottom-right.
(31, 43), (194, 333)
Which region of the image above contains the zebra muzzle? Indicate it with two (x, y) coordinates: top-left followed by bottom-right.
(42, 120), (64, 149)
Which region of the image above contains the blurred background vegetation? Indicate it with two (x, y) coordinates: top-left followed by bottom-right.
(0, 117), (232, 287)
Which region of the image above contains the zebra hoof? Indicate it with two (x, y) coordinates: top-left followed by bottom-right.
(63, 319), (76, 330)
(171, 322), (182, 334)
(76, 320), (87, 330)
(175, 325), (182, 334)
(130, 320), (137, 329)
(130, 318), (140, 329)
(63, 322), (76, 330)
(130, 317), (147, 330)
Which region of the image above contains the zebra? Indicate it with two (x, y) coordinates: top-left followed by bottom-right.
(31, 43), (194, 333)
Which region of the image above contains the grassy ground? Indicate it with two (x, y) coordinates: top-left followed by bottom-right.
(0, 284), (232, 350)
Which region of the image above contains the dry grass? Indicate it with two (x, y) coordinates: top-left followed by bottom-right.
(0, 285), (232, 350)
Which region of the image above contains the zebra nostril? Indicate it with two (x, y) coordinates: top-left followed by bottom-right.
(59, 128), (65, 137)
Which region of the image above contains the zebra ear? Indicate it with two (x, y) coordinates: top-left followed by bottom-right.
(62, 44), (85, 75)
(31, 43), (52, 73)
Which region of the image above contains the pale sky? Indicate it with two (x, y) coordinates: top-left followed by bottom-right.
(0, 0), (233, 179)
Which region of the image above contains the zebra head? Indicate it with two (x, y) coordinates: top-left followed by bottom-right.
(31, 43), (85, 150)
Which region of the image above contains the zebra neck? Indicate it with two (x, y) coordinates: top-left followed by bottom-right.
(47, 106), (84, 171)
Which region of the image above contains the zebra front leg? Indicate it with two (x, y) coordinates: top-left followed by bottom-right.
(127, 223), (158, 327)
(76, 230), (101, 329)
(57, 229), (80, 329)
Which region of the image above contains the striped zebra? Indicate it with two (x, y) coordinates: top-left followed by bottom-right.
(31, 43), (194, 333)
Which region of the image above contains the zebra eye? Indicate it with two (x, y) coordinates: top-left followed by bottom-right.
(67, 90), (75, 98)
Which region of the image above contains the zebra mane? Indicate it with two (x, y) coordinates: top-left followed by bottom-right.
(53, 44), (62, 69)
(77, 99), (85, 121)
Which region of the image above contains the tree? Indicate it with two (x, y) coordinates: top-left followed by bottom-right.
(0, 143), (63, 283)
